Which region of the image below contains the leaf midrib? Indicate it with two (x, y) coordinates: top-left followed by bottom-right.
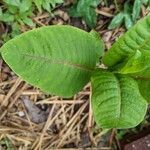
(115, 75), (122, 126)
(20, 53), (94, 72)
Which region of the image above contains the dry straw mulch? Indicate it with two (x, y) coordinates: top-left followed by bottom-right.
(0, 73), (111, 149)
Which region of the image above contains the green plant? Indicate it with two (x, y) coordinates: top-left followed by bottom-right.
(0, 0), (64, 40)
(0, 0), (35, 27)
(33, 0), (63, 13)
(0, 0), (35, 40)
(108, 0), (150, 30)
(1, 14), (150, 129)
(69, 0), (100, 28)
(0, 0), (64, 26)
(0, 138), (14, 150)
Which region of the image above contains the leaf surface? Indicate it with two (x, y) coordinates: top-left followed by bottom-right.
(69, 0), (100, 28)
(132, 0), (142, 22)
(124, 2), (134, 29)
(137, 79), (150, 102)
(111, 50), (150, 76)
(1, 25), (104, 97)
(108, 12), (124, 30)
(91, 70), (147, 129)
(103, 14), (150, 67)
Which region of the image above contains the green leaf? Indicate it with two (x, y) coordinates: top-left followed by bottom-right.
(91, 70), (147, 129)
(7, 5), (18, 14)
(0, 13), (14, 22)
(22, 16), (35, 27)
(23, 17), (35, 27)
(89, 30), (104, 57)
(103, 14), (150, 67)
(84, 7), (97, 28)
(124, 2), (134, 29)
(132, 0), (142, 22)
(69, 0), (100, 28)
(124, 1), (132, 14)
(137, 79), (150, 102)
(0, 25), (104, 98)
(142, 0), (150, 5)
(33, 0), (43, 12)
(42, 0), (51, 12)
(124, 14), (134, 29)
(108, 12), (124, 30)
(111, 50), (150, 78)
(134, 66), (150, 103)
(33, 0), (63, 13)
(50, 0), (63, 8)
(19, 0), (32, 13)
(4, 0), (20, 7)
(11, 23), (21, 38)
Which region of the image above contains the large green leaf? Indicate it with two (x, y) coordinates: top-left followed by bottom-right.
(103, 14), (150, 67)
(1, 25), (104, 97)
(91, 70), (147, 129)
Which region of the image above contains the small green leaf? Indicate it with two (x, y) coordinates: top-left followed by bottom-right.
(42, 0), (63, 13)
(142, 0), (150, 5)
(22, 17), (35, 27)
(91, 70), (147, 129)
(7, 5), (18, 14)
(0, 13), (14, 22)
(33, 0), (63, 13)
(108, 12), (124, 30)
(42, 0), (51, 12)
(33, 0), (42, 12)
(50, 0), (63, 8)
(124, 1), (134, 29)
(11, 23), (21, 38)
(1, 25), (104, 98)
(132, 0), (142, 22)
(4, 0), (20, 7)
(19, 0), (32, 13)
(124, 14), (134, 29)
(84, 7), (97, 28)
(69, 0), (100, 28)
(124, 1), (132, 14)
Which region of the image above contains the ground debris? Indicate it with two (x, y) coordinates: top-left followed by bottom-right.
(22, 97), (50, 124)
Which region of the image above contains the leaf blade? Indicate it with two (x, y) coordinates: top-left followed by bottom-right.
(103, 14), (150, 67)
(132, 0), (142, 22)
(91, 70), (147, 129)
(1, 25), (104, 97)
(108, 12), (124, 30)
